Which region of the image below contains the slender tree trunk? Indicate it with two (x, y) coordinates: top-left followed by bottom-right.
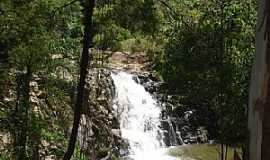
(14, 66), (32, 160)
(225, 145), (228, 160)
(219, 1), (226, 145)
(31, 143), (40, 160)
(221, 143), (224, 160)
(243, 120), (249, 160)
(63, 0), (95, 159)
(31, 118), (41, 160)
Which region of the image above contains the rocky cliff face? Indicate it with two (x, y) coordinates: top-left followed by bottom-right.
(0, 67), (125, 159)
(133, 72), (209, 146)
(78, 68), (127, 159)
(76, 66), (208, 159)
(0, 50), (210, 159)
(91, 50), (210, 148)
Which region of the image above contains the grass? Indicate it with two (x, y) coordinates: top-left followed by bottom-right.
(168, 144), (241, 160)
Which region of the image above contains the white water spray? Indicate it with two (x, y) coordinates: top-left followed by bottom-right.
(112, 71), (176, 160)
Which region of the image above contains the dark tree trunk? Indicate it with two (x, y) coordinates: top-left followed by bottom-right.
(261, 3), (270, 159)
(248, 0), (270, 160)
(14, 66), (32, 160)
(63, 0), (95, 159)
(225, 145), (228, 160)
(221, 143), (224, 160)
(31, 143), (40, 160)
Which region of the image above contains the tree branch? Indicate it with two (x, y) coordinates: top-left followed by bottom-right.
(52, 0), (80, 17)
(157, 0), (192, 31)
(157, 0), (178, 17)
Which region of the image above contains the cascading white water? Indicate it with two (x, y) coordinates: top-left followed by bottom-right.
(112, 71), (176, 160)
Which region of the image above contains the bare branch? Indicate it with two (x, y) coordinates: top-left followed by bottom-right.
(52, 0), (80, 17)
(157, 0), (192, 31)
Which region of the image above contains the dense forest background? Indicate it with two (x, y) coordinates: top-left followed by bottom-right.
(0, 0), (257, 159)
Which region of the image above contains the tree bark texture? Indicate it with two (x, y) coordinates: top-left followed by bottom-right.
(63, 0), (95, 159)
(248, 0), (270, 160)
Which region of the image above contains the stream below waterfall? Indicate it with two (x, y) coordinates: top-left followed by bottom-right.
(112, 71), (177, 160)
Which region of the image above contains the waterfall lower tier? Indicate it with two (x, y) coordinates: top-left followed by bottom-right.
(112, 71), (176, 160)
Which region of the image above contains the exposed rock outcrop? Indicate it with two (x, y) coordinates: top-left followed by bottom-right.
(133, 72), (209, 146)
(78, 68), (126, 159)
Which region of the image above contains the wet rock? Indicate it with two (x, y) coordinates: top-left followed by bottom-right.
(134, 71), (210, 146)
(78, 68), (123, 158)
(111, 129), (121, 138)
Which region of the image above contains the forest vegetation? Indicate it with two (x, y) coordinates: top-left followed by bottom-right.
(0, 0), (257, 160)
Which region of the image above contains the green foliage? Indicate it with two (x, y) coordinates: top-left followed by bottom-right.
(0, 0), (80, 159)
(93, 23), (132, 50)
(92, 0), (161, 51)
(71, 145), (88, 160)
(0, 0), (258, 158)
(0, 151), (10, 160)
(155, 0), (257, 144)
(119, 36), (157, 53)
(109, 0), (160, 34)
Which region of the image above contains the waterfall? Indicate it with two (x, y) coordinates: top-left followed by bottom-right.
(168, 117), (177, 146)
(112, 71), (176, 160)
